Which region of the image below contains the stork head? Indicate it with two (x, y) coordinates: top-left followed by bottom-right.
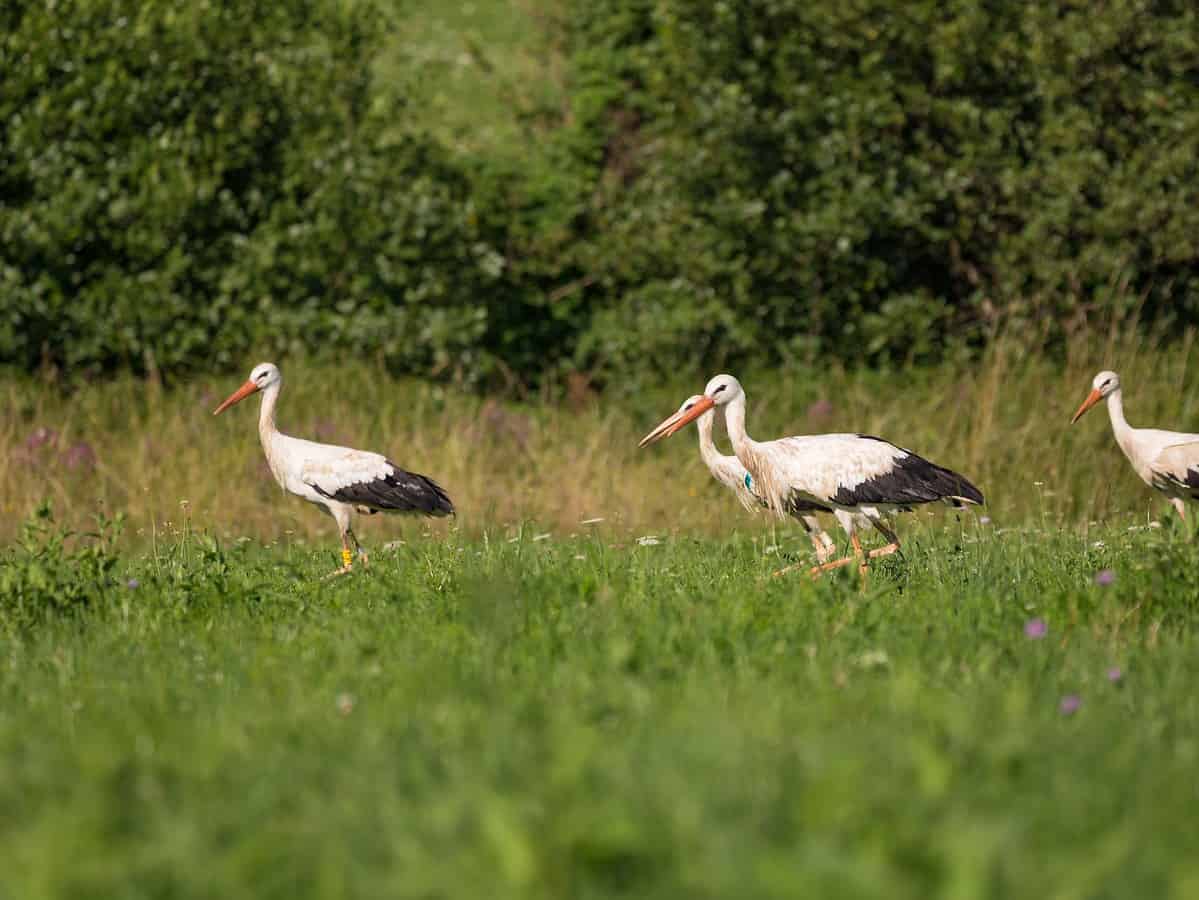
(213, 362), (281, 415)
(638, 374), (744, 448)
(703, 373), (743, 407)
(1071, 370), (1119, 424)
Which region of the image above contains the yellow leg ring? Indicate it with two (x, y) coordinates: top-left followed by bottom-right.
(342, 548), (353, 568)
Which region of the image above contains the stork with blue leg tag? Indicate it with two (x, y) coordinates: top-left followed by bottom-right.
(640, 394), (842, 564)
(641, 375), (984, 587)
(213, 363), (454, 578)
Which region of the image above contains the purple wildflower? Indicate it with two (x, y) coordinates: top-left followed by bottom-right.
(1024, 618), (1048, 639)
(1059, 694), (1082, 716)
(25, 427), (58, 451)
(62, 442), (96, 470)
(1094, 569), (1115, 586)
(807, 399), (834, 420)
(1106, 666), (1123, 683)
(127, 578), (140, 589)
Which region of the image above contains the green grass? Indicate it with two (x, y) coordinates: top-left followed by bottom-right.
(6, 329), (1199, 547)
(4, 515), (1199, 898)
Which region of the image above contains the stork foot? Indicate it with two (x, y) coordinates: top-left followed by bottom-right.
(322, 565), (354, 581)
(813, 541), (838, 564)
(811, 556), (859, 579)
(772, 555), (857, 578)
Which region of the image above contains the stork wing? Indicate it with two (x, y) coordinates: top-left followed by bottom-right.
(763, 434), (983, 508)
(301, 450), (454, 516)
(1151, 441), (1199, 493)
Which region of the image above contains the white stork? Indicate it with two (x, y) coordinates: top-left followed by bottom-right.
(213, 363), (453, 576)
(639, 395), (839, 562)
(641, 374), (984, 582)
(1071, 369), (1199, 521)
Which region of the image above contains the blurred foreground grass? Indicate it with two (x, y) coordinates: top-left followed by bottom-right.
(2, 520), (1199, 897)
(4, 330), (1199, 548)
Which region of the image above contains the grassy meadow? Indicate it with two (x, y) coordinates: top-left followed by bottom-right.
(5, 0), (1199, 895)
(6, 330), (1199, 897)
(4, 330), (1197, 548)
(4, 517), (1199, 897)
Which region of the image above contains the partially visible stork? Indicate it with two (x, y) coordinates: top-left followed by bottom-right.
(213, 363), (453, 576)
(1071, 369), (1199, 522)
(642, 374), (984, 584)
(640, 395), (838, 562)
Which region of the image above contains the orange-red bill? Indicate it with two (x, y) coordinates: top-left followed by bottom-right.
(639, 408), (687, 449)
(638, 395), (715, 448)
(1070, 388), (1102, 424)
(213, 379), (260, 415)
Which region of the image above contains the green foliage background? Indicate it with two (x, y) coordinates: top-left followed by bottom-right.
(2, 0), (1197, 384)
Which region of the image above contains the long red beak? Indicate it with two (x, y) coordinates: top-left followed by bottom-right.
(1070, 388), (1102, 424)
(213, 379), (260, 415)
(638, 395), (715, 448)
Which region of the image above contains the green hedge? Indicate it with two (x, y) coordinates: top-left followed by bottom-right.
(0, 0), (504, 379)
(2, 0), (1197, 384)
(566, 0), (1199, 374)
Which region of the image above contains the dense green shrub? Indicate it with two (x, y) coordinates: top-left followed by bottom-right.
(565, 0), (1199, 374)
(0, 0), (503, 380)
(0, 504), (123, 627)
(1, 0), (1197, 385)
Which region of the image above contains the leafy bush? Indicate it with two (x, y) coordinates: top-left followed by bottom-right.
(0, 0), (502, 380)
(564, 0), (1199, 374)
(1, 0), (1197, 386)
(0, 504), (123, 626)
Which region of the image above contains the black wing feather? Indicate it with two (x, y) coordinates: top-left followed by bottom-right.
(313, 463), (454, 516)
(832, 452), (984, 507)
(1184, 468), (1199, 491)
(786, 497), (833, 515)
(1155, 466), (1199, 499)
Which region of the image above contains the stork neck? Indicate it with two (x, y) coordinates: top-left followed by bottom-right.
(698, 409), (734, 475)
(257, 381), (281, 446)
(1106, 389), (1135, 456)
(723, 393), (751, 456)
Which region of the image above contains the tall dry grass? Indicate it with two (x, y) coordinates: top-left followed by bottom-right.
(3, 326), (1197, 548)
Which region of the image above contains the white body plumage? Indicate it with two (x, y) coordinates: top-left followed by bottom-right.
(1072, 370), (1199, 519)
(644, 374), (983, 579)
(661, 395), (838, 560)
(215, 363), (453, 574)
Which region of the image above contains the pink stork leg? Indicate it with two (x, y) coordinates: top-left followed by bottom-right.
(772, 553), (858, 578)
(865, 514), (901, 560)
(1170, 497), (1187, 522)
(323, 507), (356, 579)
(348, 527), (370, 566)
(851, 532), (869, 589)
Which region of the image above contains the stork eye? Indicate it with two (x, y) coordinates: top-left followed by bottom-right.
(713, 384), (727, 395)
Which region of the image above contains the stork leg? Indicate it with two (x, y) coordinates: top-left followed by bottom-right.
(323, 508), (355, 579)
(774, 510), (862, 579)
(773, 549), (859, 578)
(1171, 497), (1187, 522)
(800, 514), (837, 563)
(773, 554), (858, 578)
(865, 514), (902, 560)
(851, 532), (870, 589)
(348, 527), (370, 566)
